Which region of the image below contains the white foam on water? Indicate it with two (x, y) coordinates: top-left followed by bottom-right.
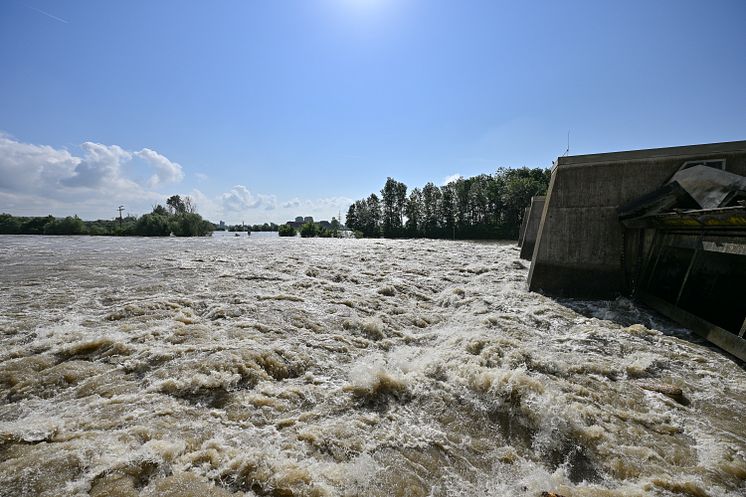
(0, 236), (744, 497)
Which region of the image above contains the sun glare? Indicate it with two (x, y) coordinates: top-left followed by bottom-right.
(341, 0), (387, 9)
(326, 0), (404, 34)
(334, 0), (395, 17)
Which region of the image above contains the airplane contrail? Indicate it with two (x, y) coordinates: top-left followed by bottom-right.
(27, 5), (69, 24)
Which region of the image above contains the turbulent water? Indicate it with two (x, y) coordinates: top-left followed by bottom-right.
(0, 235), (744, 497)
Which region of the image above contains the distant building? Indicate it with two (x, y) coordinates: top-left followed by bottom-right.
(218, 220), (226, 230)
(285, 216), (329, 230)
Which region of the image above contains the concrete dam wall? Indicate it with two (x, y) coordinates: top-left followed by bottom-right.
(517, 206), (530, 247)
(519, 196), (545, 260)
(525, 140), (746, 361)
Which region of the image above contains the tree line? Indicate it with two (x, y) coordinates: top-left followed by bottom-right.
(278, 218), (342, 238)
(228, 223), (280, 232)
(0, 195), (213, 237)
(345, 167), (551, 239)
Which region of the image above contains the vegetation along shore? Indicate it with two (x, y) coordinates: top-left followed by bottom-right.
(0, 195), (212, 237)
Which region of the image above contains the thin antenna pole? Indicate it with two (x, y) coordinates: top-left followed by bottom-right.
(562, 130), (570, 157)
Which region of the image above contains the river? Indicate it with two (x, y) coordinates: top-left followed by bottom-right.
(0, 235), (744, 497)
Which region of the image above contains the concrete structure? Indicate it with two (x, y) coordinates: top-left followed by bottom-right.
(517, 206), (530, 247)
(623, 205), (746, 361)
(526, 140), (746, 361)
(527, 141), (746, 297)
(519, 196), (545, 260)
(287, 216), (315, 229)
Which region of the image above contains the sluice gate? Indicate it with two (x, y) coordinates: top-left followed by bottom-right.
(526, 141), (746, 360)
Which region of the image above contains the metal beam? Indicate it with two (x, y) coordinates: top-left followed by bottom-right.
(639, 291), (746, 362)
(675, 240), (702, 307)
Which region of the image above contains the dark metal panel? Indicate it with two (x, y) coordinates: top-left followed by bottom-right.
(639, 291), (746, 362)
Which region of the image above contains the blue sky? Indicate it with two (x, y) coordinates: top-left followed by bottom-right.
(1, 0), (745, 223)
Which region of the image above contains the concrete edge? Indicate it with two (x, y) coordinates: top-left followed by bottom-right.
(558, 140), (746, 167)
(517, 206), (530, 247)
(526, 171), (557, 290)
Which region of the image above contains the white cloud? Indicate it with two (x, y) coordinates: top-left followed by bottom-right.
(184, 188), (220, 221)
(0, 133), (185, 218)
(135, 148), (184, 187)
(0, 133), (353, 224)
(0, 132), (79, 191)
(62, 142), (132, 188)
(304, 196), (353, 212)
(213, 191), (353, 224)
(442, 173), (462, 186)
(194, 172), (208, 181)
(221, 185), (278, 212)
(282, 198), (301, 209)
(282, 196), (353, 220)
(180, 186), (354, 224)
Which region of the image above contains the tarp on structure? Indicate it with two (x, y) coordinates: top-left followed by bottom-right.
(618, 165), (746, 223)
(617, 182), (698, 221)
(669, 165), (746, 209)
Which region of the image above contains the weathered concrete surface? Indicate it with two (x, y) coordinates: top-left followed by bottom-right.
(519, 196), (545, 260)
(517, 206), (530, 247)
(527, 141), (746, 297)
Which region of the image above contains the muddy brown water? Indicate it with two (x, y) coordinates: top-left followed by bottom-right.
(0, 235), (744, 497)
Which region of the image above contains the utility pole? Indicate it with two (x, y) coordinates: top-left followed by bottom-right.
(117, 205), (125, 226)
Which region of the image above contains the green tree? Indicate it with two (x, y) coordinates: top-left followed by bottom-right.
(0, 213), (23, 234)
(421, 182), (441, 238)
(347, 197), (380, 237)
(404, 188), (422, 237)
(44, 215), (87, 235)
(22, 215), (55, 235)
(166, 195), (186, 214)
(135, 213), (171, 236)
(325, 166), (550, 240)
(346, 203), (358, 232)
(152, 204), (169, 216)
(299, 221), (318, 238)
(169, 213), (212, 236)
(380, 177), (407, 238)
(278, 224), (296, 236)
(365, 193), (381, 237)
(439, 183), (456, 239)
(500, 167), (550, 237)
